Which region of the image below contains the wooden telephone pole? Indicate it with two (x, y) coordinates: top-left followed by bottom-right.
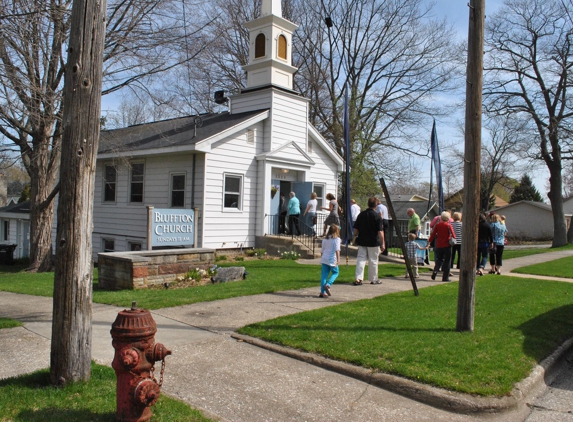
(457, 0), (485, 332)
(50, 0), (107, 385)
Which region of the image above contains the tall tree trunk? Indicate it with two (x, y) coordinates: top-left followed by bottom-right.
(547, 161), (567, 247)
(27, 135), (60, 272)
(50, 0), (107, 385)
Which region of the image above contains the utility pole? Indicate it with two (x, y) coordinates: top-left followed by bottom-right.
(457, 0), (485, 332)
(50, 0), (107, 385)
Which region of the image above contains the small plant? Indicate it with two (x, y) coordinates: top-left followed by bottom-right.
(208, 265), (220, 277)
(216, 255), (227, 262)
(281, 251), (300, 260)
(234, 256), (244, 261)
(246, 249), (257, 257)
(254, 248), (266, 258)
(186, 268), (207, 283)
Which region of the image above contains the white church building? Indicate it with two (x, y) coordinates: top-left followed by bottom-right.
(89, 0), (343, 259)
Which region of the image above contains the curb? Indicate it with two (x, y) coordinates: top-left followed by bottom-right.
(230, 333), (573, 415)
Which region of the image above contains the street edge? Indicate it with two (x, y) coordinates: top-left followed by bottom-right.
(230, 333), (573, 415)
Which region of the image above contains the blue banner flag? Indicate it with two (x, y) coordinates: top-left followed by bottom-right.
(344, 84), (353, 245)
(430, 120), (444, 212)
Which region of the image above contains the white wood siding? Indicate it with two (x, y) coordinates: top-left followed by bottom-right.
(202, 127), (260, 249)
(91, 152), (202, 260)
(308, 132), (339, 199)
(270, 92), (308, 150)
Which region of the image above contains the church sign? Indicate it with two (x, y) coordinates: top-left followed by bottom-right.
(147, 206), (197, 248)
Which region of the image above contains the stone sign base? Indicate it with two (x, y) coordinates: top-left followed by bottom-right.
(98, 248), (215, 290)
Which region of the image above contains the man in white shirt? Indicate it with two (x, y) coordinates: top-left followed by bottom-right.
(375, 199), (389, 255)
(350, 199), (361, 223)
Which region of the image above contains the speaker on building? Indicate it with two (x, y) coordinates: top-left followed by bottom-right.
(214, 90), (228, 105)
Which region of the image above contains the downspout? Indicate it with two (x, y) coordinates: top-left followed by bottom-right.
(191, 154), (196, 208)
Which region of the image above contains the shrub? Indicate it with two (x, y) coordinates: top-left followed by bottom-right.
(281, 251), (300, 260)
(234, 256), (244, 261)
(215, 255), (227, 262)
(186, 268), (207, 283)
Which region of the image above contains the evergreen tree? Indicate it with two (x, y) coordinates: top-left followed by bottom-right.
(18, 184), (30, 203)
(510, 174), (544, 203)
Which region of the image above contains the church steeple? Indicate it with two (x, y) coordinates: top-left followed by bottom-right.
(242, 0), (298, 91)
(261, 0), (281, 17)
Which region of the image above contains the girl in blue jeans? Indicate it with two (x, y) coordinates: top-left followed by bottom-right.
(319, 225), (340, 298)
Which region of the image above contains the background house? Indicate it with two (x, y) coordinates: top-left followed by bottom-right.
(492, 200), (571, 240)
(383, 196), (439, 238)
(0, 200), (30, 259)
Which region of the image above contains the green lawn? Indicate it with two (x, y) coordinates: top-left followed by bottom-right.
(0, 363), (212, 422)
(0, 317), (22, 329)
(239, 276), (573, 397)
(391, 243), (573, 262)
(512, 255), (573, 278)
(0, 260), (410, 310)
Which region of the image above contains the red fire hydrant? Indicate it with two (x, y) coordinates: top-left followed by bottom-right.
(111, 302), (171, 422)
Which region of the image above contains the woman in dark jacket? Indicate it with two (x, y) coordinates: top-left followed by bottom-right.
(476, 213), (493, 275)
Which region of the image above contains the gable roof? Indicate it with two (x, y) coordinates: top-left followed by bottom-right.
(256, 141), (315, 167)
(383, 200), (438, 220)
(98, 109), (269, 158)
(492, 200), (552, 213)
(0, 200), (30, 217)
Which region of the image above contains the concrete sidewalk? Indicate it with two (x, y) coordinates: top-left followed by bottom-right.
(1, 251), (573, 421)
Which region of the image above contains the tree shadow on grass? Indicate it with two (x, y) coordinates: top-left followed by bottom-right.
(16, 409), (114, 422)
(0, 369), (115, 421)
(518, 303), (573, 391)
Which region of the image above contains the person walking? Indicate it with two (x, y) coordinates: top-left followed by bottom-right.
(376, 199), (389, 255)
(450, 212), (463, 270)
(278, 193), (288, 234)
(350, 199), (361, 223)
(353, 197), (385, 285)
(287, 192), (300, 235)
(476, 213), (493, 276)
(489, 214), (508, 274)
(426, 211), (455, 282)
(321, 193), (340, 237)
(318, 224), (341, 298)
(303, 192), (318, 236)
(404, 233), (424, 278)
(407, 208), (421, 237)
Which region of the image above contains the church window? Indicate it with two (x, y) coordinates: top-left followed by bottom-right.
(278, 35), (287, 60)
(255, 33), (266, 58)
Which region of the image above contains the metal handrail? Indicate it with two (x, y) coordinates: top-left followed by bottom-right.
(265, 214), (318, 256)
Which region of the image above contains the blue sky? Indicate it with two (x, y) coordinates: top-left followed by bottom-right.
(416, 0), (550, 196)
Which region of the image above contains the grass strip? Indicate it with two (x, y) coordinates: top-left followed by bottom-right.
(0, 260), (410, 310)
(0, 362), (212, 422)
(512, 255), (573, 278)
(0, 317), (22, 329)
(238, 276), (573, 397)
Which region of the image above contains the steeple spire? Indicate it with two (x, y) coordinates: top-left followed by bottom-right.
(261, 0), (282, 17)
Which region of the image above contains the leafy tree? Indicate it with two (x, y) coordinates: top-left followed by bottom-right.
(510, 174), (544, 203)
(0, 0), (206, 270)
(484, 0), (573, 246)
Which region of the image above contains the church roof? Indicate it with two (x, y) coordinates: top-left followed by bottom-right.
(99, 109), (269, 155)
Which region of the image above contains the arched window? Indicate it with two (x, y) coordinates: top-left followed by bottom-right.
(278, 35), (287, 60)
(255, 33), (266, 58)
